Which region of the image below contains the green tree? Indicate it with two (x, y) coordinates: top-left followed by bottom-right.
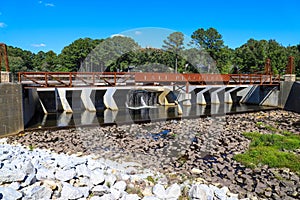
(87, 36), (140, 72)
(162, 32), (185, 73)
(191, 28), (224, 59)
(191, 27), (228, 72)
(57, 38), (103, 72)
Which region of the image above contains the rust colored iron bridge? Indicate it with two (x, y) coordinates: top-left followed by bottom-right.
(19, 72), (281, 115)
(19, 72), (280, 88)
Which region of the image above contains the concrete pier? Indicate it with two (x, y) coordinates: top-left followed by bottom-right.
(0, 83), (23, 136)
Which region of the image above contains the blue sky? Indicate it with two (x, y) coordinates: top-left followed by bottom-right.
(1, 0), (300, 53)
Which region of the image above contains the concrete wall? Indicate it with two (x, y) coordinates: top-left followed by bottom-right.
(281, 82), (300, 113)
(241, 85), (279, 107)
(0, 83), (24, 136)
(23, 88), (40, 126)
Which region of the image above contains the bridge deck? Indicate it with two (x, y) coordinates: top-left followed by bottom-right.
(18, 72), (281, 87)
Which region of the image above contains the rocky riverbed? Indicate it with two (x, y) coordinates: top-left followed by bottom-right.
(4, 109), (300, 199)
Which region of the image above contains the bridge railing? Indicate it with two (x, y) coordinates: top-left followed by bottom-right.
(18, 72), (280, 87)
(18, 72), (136, 87)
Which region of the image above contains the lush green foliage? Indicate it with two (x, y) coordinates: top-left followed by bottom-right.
(234, 131), (300, 174)
(4, 27), (300, 78)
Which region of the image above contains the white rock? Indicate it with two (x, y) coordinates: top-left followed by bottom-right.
(78, 187), (90, 198)
(152, 184), (166, 199)
(191, 168), (203, 174)
(61, 182), (83, 199)
(142, 197), (160, 200)
(8, 182), (21, 190)
(92, 185), (110, 196)
(24, 186), (52, 200)
(113, 180), (127, 192)
(214, 186), (229, 200)
(110, 187), (121, 199)
(121, 194), (141, 200)
(55, 169), (76, 182)
(189, 184), (207, 200)
(87, 159), (104, 171)
(76, 164), (91, 177)
(0, 187), (23, 200)
(90, 196), (102, 200)
(22, 161), (35, 175)
(0, 168), (26, 183)
(90, 169), (105, 185)
(22, 173), (37, 187)
(36, 167), (55, 180)
(165, 183), (181, 199)
(105, 174), (117, 187)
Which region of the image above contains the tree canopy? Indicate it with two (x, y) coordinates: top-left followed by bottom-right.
(4, 27), (300, 79)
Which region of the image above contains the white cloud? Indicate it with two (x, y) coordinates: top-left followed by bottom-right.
(45, 3), (55, 7)
(38, 1), (43, 4)
(110, 34), (126, 38)
(135, 31), (142, 35)
(31, 43), (46, 47)
(0, 22), (7, 28)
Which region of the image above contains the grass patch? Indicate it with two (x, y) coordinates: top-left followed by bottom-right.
(234, 132), (300, 174)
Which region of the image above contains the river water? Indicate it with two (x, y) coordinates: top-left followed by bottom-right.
(26, 103), (275, 129)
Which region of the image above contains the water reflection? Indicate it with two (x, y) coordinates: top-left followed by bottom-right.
(26, 104), (275, 129)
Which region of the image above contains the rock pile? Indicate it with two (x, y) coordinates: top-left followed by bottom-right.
(6, 110), (300, 199)
(0, 142), (238, 200)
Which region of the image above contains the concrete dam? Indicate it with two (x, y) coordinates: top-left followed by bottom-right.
(0, 71), (298, 136)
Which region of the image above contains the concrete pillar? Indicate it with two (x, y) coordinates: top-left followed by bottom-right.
(261, 87), (279, 106)
(104, 88), (118, 110)
(238, 86), (255, 103)
(176, 101), (183, 115)
(224, 86), (248, 104)
(81, 88), (96, 111)
(56, 88), (73, 113)
(211, 86), (226, 104)
(283, 74), (296, 82)
(196, 87), (211, 105)
(39, 99), (48, 114)
(177, 92), (192, 106)
(158, 88), (175, 106)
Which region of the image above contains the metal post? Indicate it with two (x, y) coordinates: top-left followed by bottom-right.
(286, 56), (295, 74)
